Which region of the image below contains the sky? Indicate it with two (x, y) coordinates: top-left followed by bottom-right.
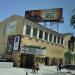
(0, 0), (75, 35)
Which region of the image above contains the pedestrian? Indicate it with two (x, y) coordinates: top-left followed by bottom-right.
(57, 66), (59, 71)
(32, 64), (36, 73)
(35, 63), (39, 74)
(58, 63), (61, 70)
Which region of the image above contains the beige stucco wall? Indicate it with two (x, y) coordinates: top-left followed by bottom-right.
(63, 34), (75, 64)
(0, 22), (7, 57)
(0, 15), (24, 57)
(0, 15), (74, 65)
(21, 36), (64, 59)
(64, 34), (72, 51)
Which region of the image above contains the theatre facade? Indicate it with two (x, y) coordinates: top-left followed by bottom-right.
(0, 15), (74, 68)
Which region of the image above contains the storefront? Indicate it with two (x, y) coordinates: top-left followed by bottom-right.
(20, 45), (46, 68)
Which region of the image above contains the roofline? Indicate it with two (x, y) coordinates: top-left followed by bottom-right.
(25, 18), (64, 37)
(0, 14), (24, 23)
(63, 32), (73, 36)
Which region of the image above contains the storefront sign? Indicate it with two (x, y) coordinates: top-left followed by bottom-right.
(20, 47), (45, 55)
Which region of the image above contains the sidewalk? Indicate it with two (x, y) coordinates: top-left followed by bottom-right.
(0, 65), (68, 75)
(0, 67), (58, 75)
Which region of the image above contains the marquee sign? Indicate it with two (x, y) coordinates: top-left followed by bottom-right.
(20, 47), (45, 55)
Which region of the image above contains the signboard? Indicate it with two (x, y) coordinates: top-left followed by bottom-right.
(25, 8), (63, 22)
(13, 35), (21, 50)
(5, 21), (17, 36)
(6, 35), (21, 54)
(6, 36), (14, 54)
(21, 47), (45, 55)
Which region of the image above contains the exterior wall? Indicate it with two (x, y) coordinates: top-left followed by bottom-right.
(0, 15), (24, 58)
(21, 36), (64, 58)
(1, 15), (24, 35)
(0, 22), (8, 58)
(64, 34), (72, 51)
(1, 15), (75, 66)
(22, 19), (64, 58)
(12, 51), (21, 67)
(22, 19), (64, 65)
(63, 34), (75, 64)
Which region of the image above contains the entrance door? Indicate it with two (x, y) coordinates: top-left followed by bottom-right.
(45, 57), (49, 65)
(25, 54), (34, 68)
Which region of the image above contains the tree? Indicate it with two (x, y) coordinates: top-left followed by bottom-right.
(64, 51), (73, 64)
(71, 14), (75, 28)
(70, 9), (75, 28)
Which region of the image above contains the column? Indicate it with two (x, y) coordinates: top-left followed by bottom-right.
(37, 29), (39, 39)
(48, 34), (50, 42)
(23, 25), (26, 35)
(52, 35), (54, 43)
(43, 31), (45, 40)
(56, 37), (58, 44)
(63, 39), (64, 46)
(60, 38), (61, 45)
(30, 27), (33, 37)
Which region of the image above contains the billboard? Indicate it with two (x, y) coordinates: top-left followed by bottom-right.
(25, 8), (63, 22)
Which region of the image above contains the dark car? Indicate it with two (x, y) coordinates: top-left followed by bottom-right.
(61, 64), (75, 70)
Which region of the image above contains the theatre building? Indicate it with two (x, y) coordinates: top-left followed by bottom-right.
(0, 15), (65, 68)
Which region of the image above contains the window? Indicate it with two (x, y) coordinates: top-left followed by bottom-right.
(39, 58), (45, 62)
(39, 30), (43, 39)
(61, 38), (63, 45)
(35, 57), (40, 62)
(4, 21), (16, 36)
(58, 37), (60, 44)
(26, 25), (31, 36)
(44, 32), (48, 40)
(54, 36), (56, 43)
(49, 34), (52, 42)
(33, 28), (37, 38)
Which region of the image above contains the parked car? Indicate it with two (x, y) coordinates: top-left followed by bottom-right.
(61, 64), (75, 70)
(61, 64), (75, 75)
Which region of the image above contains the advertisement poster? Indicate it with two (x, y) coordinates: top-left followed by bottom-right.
(25, 8), (62, 22)
(6, 36), (14, 54)
(6, 35), (21, 54)
(13, 35), (21, 51)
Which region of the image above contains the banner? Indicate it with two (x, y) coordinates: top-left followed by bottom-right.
(6, 35), (21, 54)
(6, 36), (14, 54)
(13, 35), (21, 50)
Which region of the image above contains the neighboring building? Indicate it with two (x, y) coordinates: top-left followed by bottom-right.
(0, 15), (74, 68)
(63, 33), (75, 64)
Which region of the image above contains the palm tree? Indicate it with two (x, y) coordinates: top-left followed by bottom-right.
(70, 9), (75, 28)
(71, 14), (75, 28)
